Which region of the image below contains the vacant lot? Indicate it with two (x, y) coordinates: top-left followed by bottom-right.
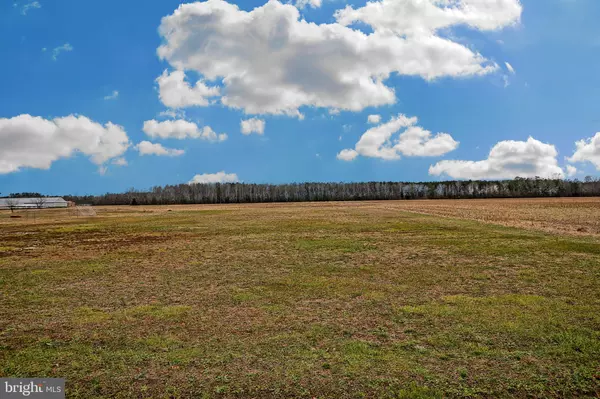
(1, 199), (599, 398)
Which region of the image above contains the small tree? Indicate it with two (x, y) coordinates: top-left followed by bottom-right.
(34, 197), (47, 209)
(5, 198), (18, 213)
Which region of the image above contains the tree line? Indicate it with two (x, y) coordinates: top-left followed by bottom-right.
(0, 192), (44, 198)
(63, 177), (600, 206)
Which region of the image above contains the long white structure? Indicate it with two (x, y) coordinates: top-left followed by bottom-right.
(0, 197), (68, 210)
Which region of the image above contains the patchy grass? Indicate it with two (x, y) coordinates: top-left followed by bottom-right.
(0, 246), (17, 252)
(121, 304), (192, 320)
(0, 201), (599, 398)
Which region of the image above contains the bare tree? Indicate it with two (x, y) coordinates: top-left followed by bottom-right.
(62, 177), (600, 206)
(34, 197), (47, 209)
(5, 198), (18, 213)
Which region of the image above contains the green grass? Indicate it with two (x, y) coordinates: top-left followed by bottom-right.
(0, 204), (599, 398)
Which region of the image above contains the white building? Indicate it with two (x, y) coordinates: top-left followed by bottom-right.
(0, 197), (68, 210)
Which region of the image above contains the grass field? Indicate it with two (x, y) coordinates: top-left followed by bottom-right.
(1, 199), (599, 398)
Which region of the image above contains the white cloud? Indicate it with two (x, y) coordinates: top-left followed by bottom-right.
(104, 90), (119, 100)
(338, 114), (458, 161)
(502, 62), (515, 87)
(156, 0), (517, 116)
(0, 114), (130, 174)
(295, 0), (322, 9)
(156, 69), (220, 109)
(189, 171), (240, 184)
(395, 126), (460, 157)
(21, 1), (41, 15)
(158, 109), (186, 119)
(568, 132), (600, 170)
(566, 165), (577, 177)
(337, 149), (358, 161)
(142, 119), (227, 142)
(335, 0), (522, 36)
(429, 137), (567, 179)
(136, 141), (185, 157)
(52, 43), (73, 61)
(240, 118), (265, 135)
(111, 157), (128, 166)
(368, 114), (382, 124)
(505, 62), (516, 74)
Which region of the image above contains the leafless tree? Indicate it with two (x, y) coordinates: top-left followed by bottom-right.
(34, 197), (47, 209)
(5, 198), (18, 213)
(61, 177), (600, 206)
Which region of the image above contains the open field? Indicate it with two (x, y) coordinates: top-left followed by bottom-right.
(1, 199), (599, 398)
(390, 197), (600, 237)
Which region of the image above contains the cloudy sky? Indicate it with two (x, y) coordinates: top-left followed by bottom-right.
(1, 0), (599, 195)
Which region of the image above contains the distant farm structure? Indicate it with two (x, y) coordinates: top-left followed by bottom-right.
(0, 197), (68, 210)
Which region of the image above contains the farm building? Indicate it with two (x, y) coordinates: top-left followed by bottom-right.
(0, 197), (68, 210)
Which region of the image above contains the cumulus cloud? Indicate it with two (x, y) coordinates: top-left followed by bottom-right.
(566, 165), (577, 177)
(568, 132), (600, 170)
(156, 69), (220, 108)
(142, 119), (227, 142)
(429, 137), (567, 179)
(0, 114), (129, 174)
(368, 114), (382, 124)
(335, 0), (522, 36)
(295, 0), (322, 9)
(337, 149), (359, 161)
(240, 118), (265, 135)
(189, 171), (240, 184)
(104, 90), (119, 100)
(136, 141), (185, 157)
(395, 127), (459, 157)
(338, 114), (458, 161)
(156, 0), (518, 116)
(52, 43), (73, 61)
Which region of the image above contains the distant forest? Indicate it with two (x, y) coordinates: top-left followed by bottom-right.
(0, 192), (44, 198)
(62, 177), (600, 206)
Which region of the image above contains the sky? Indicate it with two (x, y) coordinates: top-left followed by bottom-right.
(1, 0), (600, 195)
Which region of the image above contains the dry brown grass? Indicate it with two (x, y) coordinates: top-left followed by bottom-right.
(0, 199), (599, 398)
(368, 197), (600, 237)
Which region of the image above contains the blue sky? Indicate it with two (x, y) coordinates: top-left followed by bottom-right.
(1, 0), (599, 195)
